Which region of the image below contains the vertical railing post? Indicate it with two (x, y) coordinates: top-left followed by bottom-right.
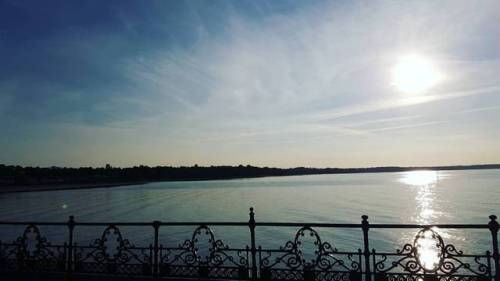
(489, 215), (499, 281)
(249, 207), (258, 281)
(66, 215), (75, 281)
(362, 215), (371, 281)
(153, 220), (160, 281)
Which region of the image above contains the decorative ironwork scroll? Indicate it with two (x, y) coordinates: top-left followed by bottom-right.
(0, 224), (66, 273)
(258, 226), (362, 281)
(159, 225), (250, 279)
(372, 228), (492, 281)
(73, 224), (152, 276)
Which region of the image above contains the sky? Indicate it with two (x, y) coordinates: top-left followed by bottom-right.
(1, 0), (500, 168)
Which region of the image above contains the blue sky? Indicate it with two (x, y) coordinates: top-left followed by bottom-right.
(1, 0), (499, 168)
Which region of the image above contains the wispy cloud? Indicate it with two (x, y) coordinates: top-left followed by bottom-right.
(369, 121), (446, 133)
(311, 85), (500, 122)
(455, 105), (500, 114)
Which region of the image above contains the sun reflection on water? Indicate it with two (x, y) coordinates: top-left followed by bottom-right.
(399, 170), (448, 272)
(414, 228), (443, 272)
(399, 170), (441, 224)
(400, 170), (439, 187)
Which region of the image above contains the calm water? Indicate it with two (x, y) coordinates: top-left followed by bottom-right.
(0, 169), (499, 255)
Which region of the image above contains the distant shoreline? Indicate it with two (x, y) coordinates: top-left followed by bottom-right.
(1, 164), (499, 193)
(0, 182), (147, 193)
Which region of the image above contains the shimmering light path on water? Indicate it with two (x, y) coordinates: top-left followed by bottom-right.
(0, 169), (498, 254)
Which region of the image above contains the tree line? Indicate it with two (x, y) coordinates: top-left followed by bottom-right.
(1, 163), (499, 186)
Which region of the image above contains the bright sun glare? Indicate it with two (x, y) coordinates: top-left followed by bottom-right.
(415, 228), (442, 271)
(392, 54), (442, 94)
(400, 170), (438, 186)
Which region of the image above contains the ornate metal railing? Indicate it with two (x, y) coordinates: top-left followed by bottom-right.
(0, 208), (498, 281)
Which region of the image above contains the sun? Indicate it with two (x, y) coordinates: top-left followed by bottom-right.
(392, 54), (442, 94)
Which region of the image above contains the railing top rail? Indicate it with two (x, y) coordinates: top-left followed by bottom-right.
(0, 221), (69, 226)
(369, 223), (489, 229)
(0, 221), (249, 226)
(0, 220), (491, 229)
(257, 222), (490, 228)
(255, 222), (361, 227)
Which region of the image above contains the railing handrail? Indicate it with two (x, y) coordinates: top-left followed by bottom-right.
(0, 220), (491, 229)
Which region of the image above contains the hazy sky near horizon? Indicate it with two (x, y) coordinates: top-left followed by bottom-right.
(1, 0), (500, 168)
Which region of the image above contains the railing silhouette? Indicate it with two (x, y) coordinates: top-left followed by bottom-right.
(0, 208), (498, 281)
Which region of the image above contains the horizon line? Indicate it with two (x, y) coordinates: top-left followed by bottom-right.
(2, 162), (500, 171)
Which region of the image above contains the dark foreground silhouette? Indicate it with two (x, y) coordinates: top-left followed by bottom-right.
(0, 209), (498, 281)
(1, 163), (499, 192)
